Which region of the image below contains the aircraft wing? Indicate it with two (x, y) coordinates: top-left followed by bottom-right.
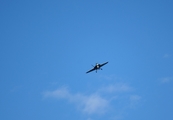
(86, 68), (96, 73)
(100, 62), (108, 67)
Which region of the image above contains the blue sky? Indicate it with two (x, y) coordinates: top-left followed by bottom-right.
(1, 0), (173, 120)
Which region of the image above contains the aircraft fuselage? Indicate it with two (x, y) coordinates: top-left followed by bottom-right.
(86, 62), (108, 73)
(95, 64), (100, 69)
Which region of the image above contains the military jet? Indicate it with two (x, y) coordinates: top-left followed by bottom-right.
(86, 62), (108, 73)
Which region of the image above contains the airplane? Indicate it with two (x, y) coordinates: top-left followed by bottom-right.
(86, 62), (108, 73)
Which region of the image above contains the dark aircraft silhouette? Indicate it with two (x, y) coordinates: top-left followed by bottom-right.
(86, 62), (108, 73)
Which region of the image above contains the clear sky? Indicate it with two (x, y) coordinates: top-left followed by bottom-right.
(1, 0), (173, 120)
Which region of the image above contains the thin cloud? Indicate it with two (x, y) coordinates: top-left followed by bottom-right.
(43, 87), (70, 99)
(82, 94), (108, 114)
(129, 95), (141, 106)
(99, 83), (133, 93)
(43, 83), (142, 119)
(160, 77), (172, 83)
(43, 87), (109, 115)
(130, 95), (141, 101)
(163, 53), (171, 58)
